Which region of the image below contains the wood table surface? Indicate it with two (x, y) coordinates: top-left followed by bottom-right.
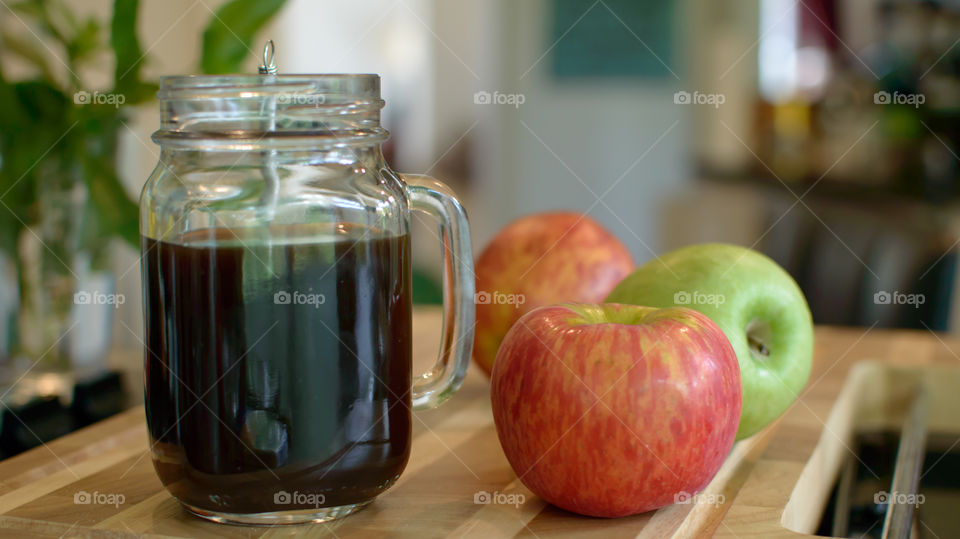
(1, 307), (958, 538)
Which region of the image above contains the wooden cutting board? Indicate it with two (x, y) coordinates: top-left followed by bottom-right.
(0, 308), (956, 538)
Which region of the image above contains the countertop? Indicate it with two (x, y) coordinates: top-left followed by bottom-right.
(0, 307), (957, 538)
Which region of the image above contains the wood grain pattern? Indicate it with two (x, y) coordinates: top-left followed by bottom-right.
(0, 310), (957, 538)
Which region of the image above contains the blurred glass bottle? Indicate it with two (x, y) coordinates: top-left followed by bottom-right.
(756, 0), (835, 183)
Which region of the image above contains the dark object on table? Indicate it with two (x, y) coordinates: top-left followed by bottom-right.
(71, 370), (126, 428)
(0, 396), (72, 458)
(0, 370), (127, 458)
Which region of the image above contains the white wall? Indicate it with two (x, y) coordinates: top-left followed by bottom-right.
(471, 0), (692, 261)
(269, 0), (435, 170)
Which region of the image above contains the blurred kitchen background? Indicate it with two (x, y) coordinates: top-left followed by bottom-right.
(0, 0), (959, 454)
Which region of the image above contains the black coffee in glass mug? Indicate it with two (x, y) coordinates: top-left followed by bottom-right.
(140, 73), (474, 525)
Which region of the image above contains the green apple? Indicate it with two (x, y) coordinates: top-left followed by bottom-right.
(605, 243), (812, 439)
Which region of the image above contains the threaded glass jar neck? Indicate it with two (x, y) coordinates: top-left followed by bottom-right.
(152, 74), (388, 151)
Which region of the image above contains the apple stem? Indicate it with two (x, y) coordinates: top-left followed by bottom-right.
(745, 319), (771, 360)
(748, 335), (770, 358)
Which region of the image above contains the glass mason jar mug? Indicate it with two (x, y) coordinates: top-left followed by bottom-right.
(140, 74), (474, 525)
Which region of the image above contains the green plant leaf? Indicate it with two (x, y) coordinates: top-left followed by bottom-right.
(82, 154), (140, 247)
(0, 32), (56, 82)
(2, 80), (70, 196)
(200, 0), (286, 74)
(110, 0), (145, 97)
(73, 109), (139, 249)
(13, 80), (70, 128)
(8, 0), (44, 19)
(126, 80), (158, 105)
(0, 69), (24, 256)
(68, 18), (101, 65)
(0, 80), (70, 255)
(35, 0), (70, 50)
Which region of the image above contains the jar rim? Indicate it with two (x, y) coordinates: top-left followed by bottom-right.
(153, 74), (387, 149)
(157, 74), (382, 100)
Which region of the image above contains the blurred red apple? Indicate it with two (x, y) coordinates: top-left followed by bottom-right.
(473, 212), (633, 375)
(490, 303), (741, 517)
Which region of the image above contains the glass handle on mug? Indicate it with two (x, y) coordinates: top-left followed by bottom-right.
(402, 174), (475, 410)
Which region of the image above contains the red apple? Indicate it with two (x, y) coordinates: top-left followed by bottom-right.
(474, 212), (634, 376)
(490, 303), (741, 517)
